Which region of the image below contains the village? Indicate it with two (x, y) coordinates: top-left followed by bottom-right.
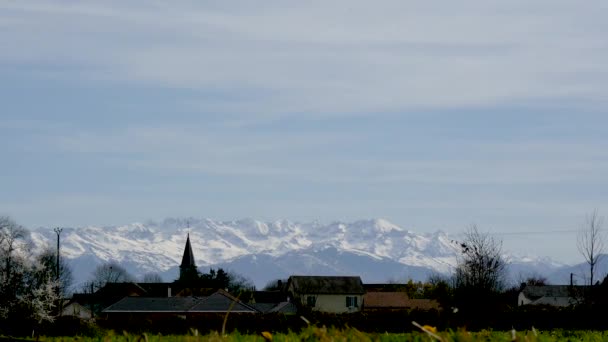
(56, 234), (602, 334)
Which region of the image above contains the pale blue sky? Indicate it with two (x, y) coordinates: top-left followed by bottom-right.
(1, 1), (607, 263)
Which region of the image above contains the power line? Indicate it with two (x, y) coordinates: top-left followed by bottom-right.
(490, 229), (580, 236)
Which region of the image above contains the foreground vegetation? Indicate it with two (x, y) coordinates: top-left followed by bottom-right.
(24, 326), (608, 342)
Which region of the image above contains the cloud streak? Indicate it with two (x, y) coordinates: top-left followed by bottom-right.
(2, 1), (607, 118)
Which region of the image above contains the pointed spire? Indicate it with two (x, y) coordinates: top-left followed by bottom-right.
(180, 233), (196, 269)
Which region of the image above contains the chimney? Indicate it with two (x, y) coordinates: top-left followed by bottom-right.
(168, 287), (172, 297)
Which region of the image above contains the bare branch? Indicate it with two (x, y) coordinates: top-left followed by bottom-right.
(577, 209), (605, 286)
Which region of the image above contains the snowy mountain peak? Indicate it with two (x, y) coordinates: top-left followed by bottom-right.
(27, 217), (567, 288)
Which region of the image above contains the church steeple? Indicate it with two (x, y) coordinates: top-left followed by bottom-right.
(181, 233), (196, 268)
(179, 233), (198, 281)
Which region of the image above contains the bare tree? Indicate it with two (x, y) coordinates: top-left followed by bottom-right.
(88, 261), (133, 291)
(454, 225), (507, 296)
(514, 272), (549, 287)
(577, 209), (605, 286)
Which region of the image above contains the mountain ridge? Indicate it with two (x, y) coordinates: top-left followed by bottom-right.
(28, 217), (574, 289)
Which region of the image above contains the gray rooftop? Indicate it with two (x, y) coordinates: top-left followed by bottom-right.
(288, 276), (365, 294)
(103, 290), (258, 314)
(189, 291), (258, 313)
(521, 285), (586, 300)
(104, 297), (199, 312)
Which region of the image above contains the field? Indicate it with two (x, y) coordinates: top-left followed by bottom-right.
(32, 326), (608, 342)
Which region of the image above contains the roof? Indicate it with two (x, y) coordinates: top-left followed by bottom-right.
(519, 285), (589, 307)
(520, 285), (584, 300)
(363, 292), (440, 310)
(189, 291), (258, 313)
(532, 296), (574, 306)
(268, 302), (297, 314)
(363, 284), (408, 292)
(252, 302), (297, 314)
(104, 297), (199, 313)
(251, 303), (276, 313)
(364, 292), (410, 308)
(403, 299), (441, 311)
(180, 233), (196, 269)
(288, 276), (365, 295)
(103, 290), (258, 314)
(136, 283), (175, 297)
(96, 282), (147, 297)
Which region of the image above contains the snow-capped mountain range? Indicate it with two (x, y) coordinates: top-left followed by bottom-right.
(27, 218), (576, 290)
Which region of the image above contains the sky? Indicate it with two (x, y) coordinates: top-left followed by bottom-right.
(1, 1), (607, 264)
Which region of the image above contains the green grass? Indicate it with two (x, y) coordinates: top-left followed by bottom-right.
(33, 327), (608, 342)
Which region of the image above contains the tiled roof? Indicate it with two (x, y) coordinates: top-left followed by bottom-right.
(288, 276), (365, 294)
(403, 299), (441, 311)
(364, 292), (410, 308)
(363, 292), (440, 310)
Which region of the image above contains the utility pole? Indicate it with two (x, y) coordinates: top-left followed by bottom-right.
(54, 227), (63, 281)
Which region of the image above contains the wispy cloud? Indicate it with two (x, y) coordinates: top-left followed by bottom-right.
(2, 1), (607, 118)
(1, 1), (607, 264)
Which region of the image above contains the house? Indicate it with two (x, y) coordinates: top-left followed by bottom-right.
(287, 276), (365, 313)
(518, 285), (587, 307)
(60, 300), (93, 319)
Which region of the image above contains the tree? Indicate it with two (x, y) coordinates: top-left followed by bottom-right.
(0, 217), (61, 332)
(226, 271), (255, 293)
(453, 225), (507, 310)
(0, 216), (27, 285)
(20, 262), (60, 324)
(518, 273), (548, 286)
(1, 216), (29, 307)
(577, 209), (605, 286)
(198, 268), (255, 292)
(88, 261), (134, 291)
(36, 248), (73, 296)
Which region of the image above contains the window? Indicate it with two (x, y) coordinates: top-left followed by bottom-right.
(346, 296), (358, 308)
(306, 296), (316, 307)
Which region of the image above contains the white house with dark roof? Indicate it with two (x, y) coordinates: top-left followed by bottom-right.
(518, 285), (586, 307)
(287, 275), (365, 313)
